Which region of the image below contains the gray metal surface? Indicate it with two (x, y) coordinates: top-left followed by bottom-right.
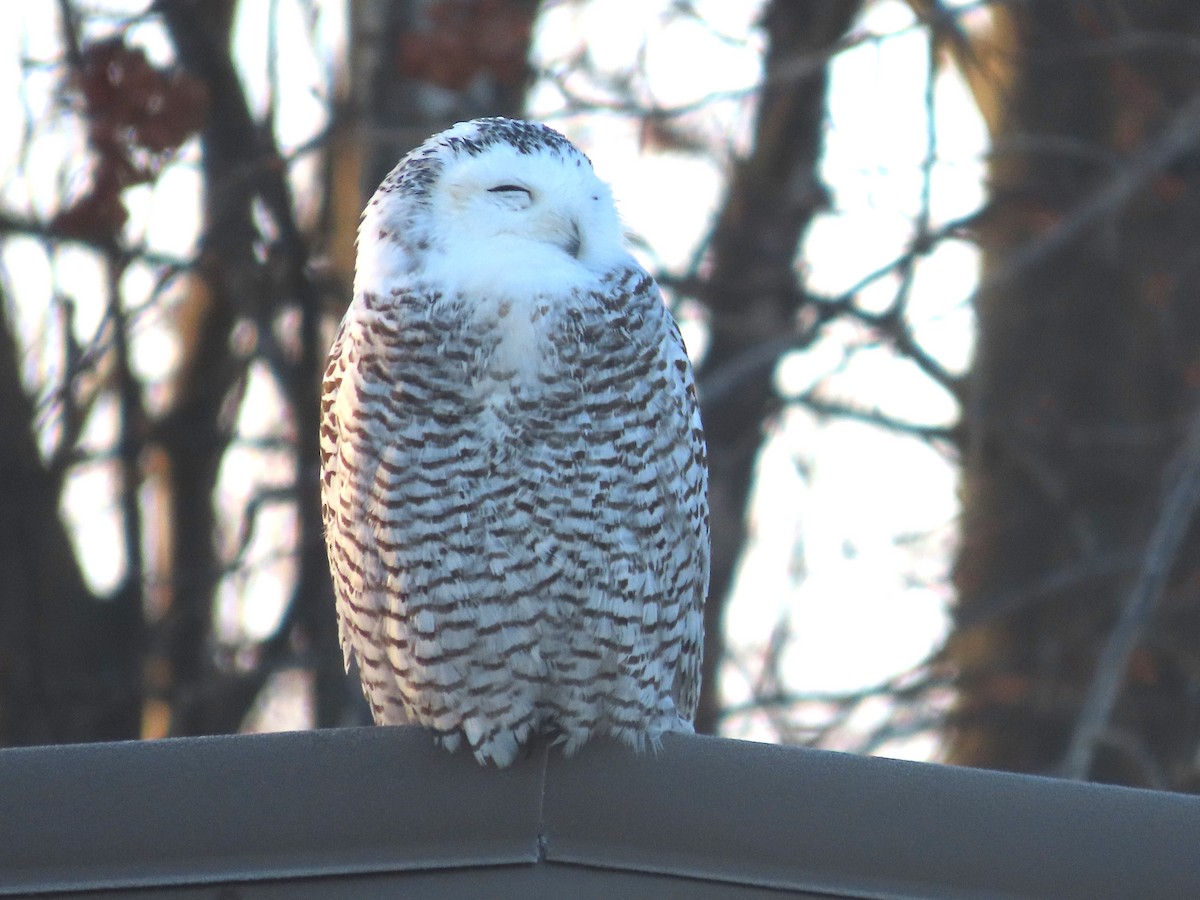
(0, 727), (539, 894)
(548, 734), (1200, 899)
(2, 727), (1199, 898)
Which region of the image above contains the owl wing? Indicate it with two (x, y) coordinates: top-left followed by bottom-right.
(320, 301), (422, 723)
(638, 276), (709, 722)
(319, 314), (372, 676)
(573, 268), (709, 725)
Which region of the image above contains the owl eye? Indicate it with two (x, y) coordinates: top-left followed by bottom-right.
(488, 184), (531, 197)
(487, 183), (533, 211)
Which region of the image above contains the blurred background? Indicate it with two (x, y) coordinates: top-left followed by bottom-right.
(3, 0), (1200, 793)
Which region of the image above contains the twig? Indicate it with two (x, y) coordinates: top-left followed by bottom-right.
(1059, 404), (1200, 780)
(955, 549), (1140, 630)
(106, 253), (146, 593)
(792, 393), (959, 443)
(976, 89), (1200, 302)
(0, 213), (193, 270)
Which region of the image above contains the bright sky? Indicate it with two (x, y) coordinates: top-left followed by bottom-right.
(1, 0), (990, 754)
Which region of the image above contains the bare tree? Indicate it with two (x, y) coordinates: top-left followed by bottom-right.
(0, 0), (539, 743)
(10, 0), (1200, 796)
(691, 0), (868, 733)
(0, 0), (960, 752)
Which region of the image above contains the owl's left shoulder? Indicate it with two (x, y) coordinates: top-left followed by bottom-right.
(585, 261), (671, 326)
(592, 256), (655, 295)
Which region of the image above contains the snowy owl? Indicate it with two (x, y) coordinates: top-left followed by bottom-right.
(319, 117), (709, 767)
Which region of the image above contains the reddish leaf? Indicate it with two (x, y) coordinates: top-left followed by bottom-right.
(397, 0), (532, 91)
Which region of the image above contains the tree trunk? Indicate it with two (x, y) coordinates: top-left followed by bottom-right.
(0, 297), (143, 744)
(347, 0), (541, 201)
(949, 4), (1200, 790)
(694, 0), (865, 734)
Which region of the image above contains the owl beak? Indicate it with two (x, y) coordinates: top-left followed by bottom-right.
(562, 219), (582, 259)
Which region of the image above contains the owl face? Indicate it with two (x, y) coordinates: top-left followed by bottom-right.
(358, 120), (632, 297)
(433, 139), (624, 270)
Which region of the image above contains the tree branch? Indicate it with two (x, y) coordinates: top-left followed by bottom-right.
(1060, 405), (1200, 780)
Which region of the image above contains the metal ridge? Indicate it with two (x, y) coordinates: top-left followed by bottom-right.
(2, 727), (1198, 898)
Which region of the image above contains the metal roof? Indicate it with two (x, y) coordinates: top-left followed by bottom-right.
(2, 727), (1199, 898)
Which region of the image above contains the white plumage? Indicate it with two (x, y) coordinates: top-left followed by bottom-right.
(320, 117), (709, 767)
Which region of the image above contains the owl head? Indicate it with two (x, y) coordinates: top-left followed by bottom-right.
(357, 118), (629, 296)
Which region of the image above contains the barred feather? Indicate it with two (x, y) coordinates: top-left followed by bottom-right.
(319, 118), (708, 767)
